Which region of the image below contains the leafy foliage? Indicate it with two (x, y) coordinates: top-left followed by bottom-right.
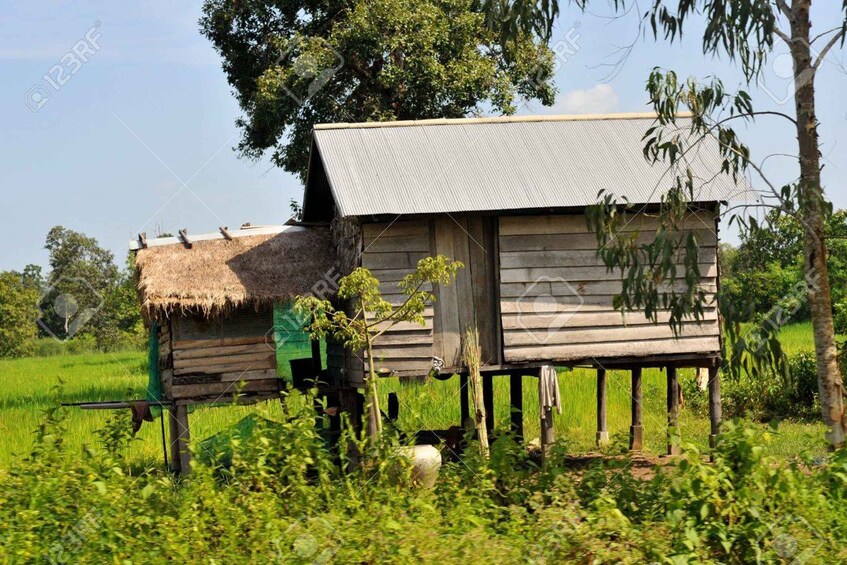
(2, 402), (847, 562)
(32, 227), (144, 352)
(296, 256), (463, 353)
(0, 271), (40, 358)
(200, 0), (556, 180)
(296, 256), (462, 438)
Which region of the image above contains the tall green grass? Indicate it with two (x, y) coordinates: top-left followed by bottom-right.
(0, 322), (828, 469)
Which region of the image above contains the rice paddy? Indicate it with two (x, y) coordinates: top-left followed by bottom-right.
(0, 322), (826, 469)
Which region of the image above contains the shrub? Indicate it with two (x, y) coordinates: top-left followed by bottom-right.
(723, 351), (821, 421)
(2, 399), (846, 563)
(834, 301), (847, 336)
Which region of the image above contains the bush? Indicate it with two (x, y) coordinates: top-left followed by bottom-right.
(2, 402), (846, 563)
(723, 351), (820, 421)
(834, 301), (847, 336)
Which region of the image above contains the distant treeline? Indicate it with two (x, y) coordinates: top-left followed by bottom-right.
(0, 226), (144, 358)
(2, 210), (845, 359)
(720, 208), (847, 332)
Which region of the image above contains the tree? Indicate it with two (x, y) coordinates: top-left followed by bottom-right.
(41, 226), (120, 346)
(492, 0), (847, 447)
(20, 264), (43, 291)
(200, 0), (555, 181)
(0, 272), (40, 358)
(295, 256), (463, 442)
(721, 209), (847, 321)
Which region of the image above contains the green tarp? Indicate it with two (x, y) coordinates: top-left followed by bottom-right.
(271, 301), (326, 383)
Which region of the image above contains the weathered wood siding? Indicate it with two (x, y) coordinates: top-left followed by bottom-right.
(166, 308), (279, 401)
(357, 216), (500, 377)
(362, 219), (434, 377)
(430, 216), (500, 369)
(499, 211), (720, 363)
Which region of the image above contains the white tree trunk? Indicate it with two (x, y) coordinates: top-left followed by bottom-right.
(790, 0), (846, 448)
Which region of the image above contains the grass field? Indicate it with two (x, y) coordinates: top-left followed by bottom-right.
(0, 322), (827, 469)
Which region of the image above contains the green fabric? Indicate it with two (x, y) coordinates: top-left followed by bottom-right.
(272, 301), (326, 382)
(197, 414), (281, 467)
(146, 322), (163, 416)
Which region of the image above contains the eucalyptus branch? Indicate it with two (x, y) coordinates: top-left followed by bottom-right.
(814, 29), (845, 69)
(775, 0), (792, 20)
(810, 26), (843, 46)
(773, 25), (791, 45)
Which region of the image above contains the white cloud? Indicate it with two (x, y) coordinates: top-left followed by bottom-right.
(552, 83), (620, 114)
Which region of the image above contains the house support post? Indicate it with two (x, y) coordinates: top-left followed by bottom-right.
(596, 368), (609, 447)
(169, 404), (191, 475)
(311, 339), (322, 374)
(482, 374), (494, 435)
(541, 408), (554, 465)
(509, 373), (523, 440)
(459, 373), (470, 427)
(629, 367), (643, 451)
(708, 365), (722, 456)
(666, 366), (681, 456)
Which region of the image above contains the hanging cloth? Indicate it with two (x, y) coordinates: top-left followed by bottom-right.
(539, 365), (562, 420)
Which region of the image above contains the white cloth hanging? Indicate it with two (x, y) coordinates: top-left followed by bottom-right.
(538, 365), (562, 420)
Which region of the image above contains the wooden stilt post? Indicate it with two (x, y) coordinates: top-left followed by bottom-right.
(509, 373), (523, 440)
(629, 367), (643, 451)
(708, 365), (722, 452)
(539, 367), (555, 464)
(459, 373), (470, 426)
(168, 407), (180, 474)
(596, 368), (609, 447)
(541, 408), (554, 464)
(311, 339), (322, 374)
(169, 404), (191, 475)
(666, 366), (680, 455)
(482, 374), (494, 434)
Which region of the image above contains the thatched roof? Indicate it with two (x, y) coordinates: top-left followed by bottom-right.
(135, 226), (335, 320)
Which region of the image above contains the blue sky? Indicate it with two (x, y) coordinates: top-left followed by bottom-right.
(2, 1), (846, 272)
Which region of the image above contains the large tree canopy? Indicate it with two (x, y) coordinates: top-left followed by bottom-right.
(200, 0), (556, 180)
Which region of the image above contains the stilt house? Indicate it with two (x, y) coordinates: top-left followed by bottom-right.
(300, 113), (748, 452)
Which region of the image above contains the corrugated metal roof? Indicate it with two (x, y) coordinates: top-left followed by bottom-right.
(309, 113), (754, 218)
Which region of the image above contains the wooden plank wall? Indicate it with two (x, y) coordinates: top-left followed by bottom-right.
(431, 216), (500, 369)
(499, 211), (721, 363)
(358, 216), (500, 377)
(362, 219), (434, 376)
(167, 308), (279, 401)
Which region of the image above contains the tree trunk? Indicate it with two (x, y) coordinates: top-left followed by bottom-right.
(364, 339), (382, 439)
(790, 0), (846, 448)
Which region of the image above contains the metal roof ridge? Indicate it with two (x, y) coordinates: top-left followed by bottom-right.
(313, 112), (694, 130)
